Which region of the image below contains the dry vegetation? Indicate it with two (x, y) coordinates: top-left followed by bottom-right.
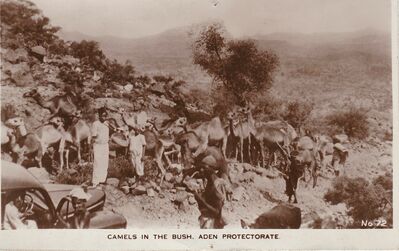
(1, 0), (393, 229)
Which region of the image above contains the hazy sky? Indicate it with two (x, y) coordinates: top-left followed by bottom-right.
(31, 0), (391, 39)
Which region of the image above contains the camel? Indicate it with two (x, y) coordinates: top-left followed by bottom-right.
(23, 88), (77, 118)
(173, 116), (227, 159)
(175, 131), (231, 182)
(224, 111), (241, 159)
(5, 116), (63, 169)
(175, 131), (233, 202)
(49, 112), (92, 169)
(252, 121), (297, 168)
(233, 106), (256, 163)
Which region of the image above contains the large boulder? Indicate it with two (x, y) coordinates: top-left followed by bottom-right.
(3, 48), (28, 63)
(3, 62), (34, 87)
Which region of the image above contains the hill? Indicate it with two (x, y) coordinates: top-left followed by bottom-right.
(59, 27), (391, 90)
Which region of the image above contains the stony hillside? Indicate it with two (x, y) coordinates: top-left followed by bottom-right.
(1, 0), (393, 229)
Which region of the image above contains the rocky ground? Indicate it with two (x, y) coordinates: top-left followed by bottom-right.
(24, 139), (391, 229)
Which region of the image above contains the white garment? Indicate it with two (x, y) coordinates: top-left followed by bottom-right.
(128, 133), (146, 155)
(128, 133), (146, 176)
(91, 120), (109, 144)
(92, 143), (109, 185)
(3, 203), (37, 229)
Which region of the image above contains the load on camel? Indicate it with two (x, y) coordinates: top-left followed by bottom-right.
(23, 88), (78, 119)
(4, 116), (64, 169)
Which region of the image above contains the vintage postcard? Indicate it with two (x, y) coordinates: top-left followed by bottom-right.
(0, 0), (398, 250)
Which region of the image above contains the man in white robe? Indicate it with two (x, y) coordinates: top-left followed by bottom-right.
(91, 108), (110, 186)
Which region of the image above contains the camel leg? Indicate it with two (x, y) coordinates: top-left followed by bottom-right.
(59, 140), (65, 171)
(64, 149), (69, 169)
(156, 145), (166, 185)
(240, 137), (244, 163)
(312, 161), (318, 188)
(193, 140), (208, 158)
(222, 136), (227, 158)
(235, 139), (239, 161)
(163, 150), (173, 167)
(247, 136), (251, 165)
(175, 144), (181, 164)
(267, 150), (274, 168)
(260, 143), (265, 168)
(77, 141), (82, 164)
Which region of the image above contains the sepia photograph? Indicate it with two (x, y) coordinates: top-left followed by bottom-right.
(0, 0), (396, 240)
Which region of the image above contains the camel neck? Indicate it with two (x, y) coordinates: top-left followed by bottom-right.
(16, 124), (27, 137)
(228, 119), (235, 136)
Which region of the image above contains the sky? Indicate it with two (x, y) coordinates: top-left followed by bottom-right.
(31, 0), (391, 39)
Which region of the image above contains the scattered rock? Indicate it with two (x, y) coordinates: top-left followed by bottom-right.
(119, 180), (128, 188)
(3, 48), (28, 63)
(131, 185), (147, 195)
(31, 45), (46, 56)
(238, 171), (256, 183)
(174, 191), (188, 203)
(232, 186), (246, 201)
(242, 163), (255, 172)
(107, 178), (120, 187)
(161, 181), (174, 190)
(188, 195), (196, 205)
(120, 185), (130, 195)
(164, 172), (173, 182)
(128, 177), (136, 186)
(147, 188), (156, 197)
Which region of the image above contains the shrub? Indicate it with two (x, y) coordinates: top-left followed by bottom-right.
(253, 94), (284, 121)
(55, 163), (93, 185)
(324, 175), (392, 228)
(0, 0), (60, 48)
(326, 107), (369, 139)
(282, 100), (313, 129)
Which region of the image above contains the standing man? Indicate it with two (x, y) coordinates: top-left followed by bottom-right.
(128, 126), (146, 182)
(91, 107), (110, 187)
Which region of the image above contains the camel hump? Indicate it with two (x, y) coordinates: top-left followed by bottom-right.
(262, 127), (285, 142)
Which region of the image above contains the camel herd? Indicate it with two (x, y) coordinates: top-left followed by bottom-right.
(1, 88), (350, 204)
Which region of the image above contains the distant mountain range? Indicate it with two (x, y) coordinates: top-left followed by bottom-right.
(58, 26), (390, 87)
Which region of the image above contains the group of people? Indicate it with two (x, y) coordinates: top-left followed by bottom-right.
(90, 107), (147, 187)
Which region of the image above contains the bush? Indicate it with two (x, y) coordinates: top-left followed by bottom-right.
(324, 175), (392, 228)
(282, 100), (313, 129)
(253, 94), (285, 121)
(0, 0), (60, 48)
(326, 107), (369, 139)
(55, 163), (93, 185)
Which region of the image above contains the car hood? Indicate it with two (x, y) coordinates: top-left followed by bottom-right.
(43, 184), (105, 213)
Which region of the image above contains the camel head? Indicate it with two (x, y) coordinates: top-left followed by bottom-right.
(5, 117), (26, 137)
(226, 111), (236, 121)
(5, 117), (24, 128)
(174, 117), (187, 127)
(49, 116), (64, 129)
(116, 126), (129, 137)
(23, 89), (38, 98)
(238, 106), (251, 115)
